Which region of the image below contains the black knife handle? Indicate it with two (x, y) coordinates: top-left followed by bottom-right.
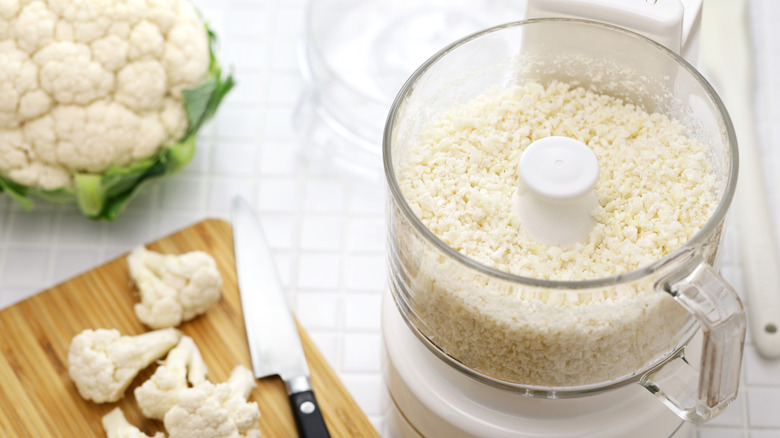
(289, 390), (331, 438)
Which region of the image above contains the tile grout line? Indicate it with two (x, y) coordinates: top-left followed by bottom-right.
(337, 182), (353, 379)
(250, 0), (278, 216)
(43, 206), (65, 288)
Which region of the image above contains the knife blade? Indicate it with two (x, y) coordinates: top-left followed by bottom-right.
(232, 196), (331, 438)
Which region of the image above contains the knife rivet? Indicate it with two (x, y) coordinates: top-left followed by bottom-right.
(300, 401), (316, 414)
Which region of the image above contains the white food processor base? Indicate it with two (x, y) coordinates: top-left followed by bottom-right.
(381, 290), (694, 438)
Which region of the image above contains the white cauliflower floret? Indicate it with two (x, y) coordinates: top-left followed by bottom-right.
(67, 327), (181, 403)
(102, 407), (165, 438)
(12, 1), (57, 54)
(116, 59), (167, 110)
(129, 19), (165, 60)
(0, 0), (209, 191)
(23, 100), (167, 174)
(0, 42), (41, 127)
(33, 40), (115, 105)
(128, 245), (222, 329)
(135, 335), (208, 420)
(91, 33), (130, 72)
(164, 365), (261, 438)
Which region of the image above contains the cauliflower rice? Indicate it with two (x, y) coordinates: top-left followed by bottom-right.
(394, 80), (719, 386)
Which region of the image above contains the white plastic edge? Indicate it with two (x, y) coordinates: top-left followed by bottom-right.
(525, 0), (703, 61)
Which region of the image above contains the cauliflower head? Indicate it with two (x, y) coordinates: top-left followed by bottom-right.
(0, 0), (233, 220)
(67, 327), (181, 403)
(128, 245), (223, 329)
(163, 365), (261, 438)
(102, 407), (165, 438)
(135, 335), (208, 420)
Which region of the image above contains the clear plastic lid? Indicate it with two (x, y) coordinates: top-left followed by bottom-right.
(294, 0), (527, 175)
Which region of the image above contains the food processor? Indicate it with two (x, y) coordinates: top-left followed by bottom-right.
(381, 2), (746, 437)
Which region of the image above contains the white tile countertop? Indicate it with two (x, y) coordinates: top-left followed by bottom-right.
(1, 0), (779, 437)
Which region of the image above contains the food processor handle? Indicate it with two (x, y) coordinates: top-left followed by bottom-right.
(642, 260), (746, 423)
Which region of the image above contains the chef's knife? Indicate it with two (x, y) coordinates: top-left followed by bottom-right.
(232, 196), (331, 438)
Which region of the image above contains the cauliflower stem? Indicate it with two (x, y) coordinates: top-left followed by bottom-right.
(0, 25), (233, 221)
(102, 407), (165, 438)
(135, 336), (208, 420)
(67, 327), (182, 403)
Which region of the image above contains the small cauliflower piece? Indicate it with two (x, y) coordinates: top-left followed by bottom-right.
(68, 327), (181, 403)
(164, 365), (261, 438)
(102, 407), (165, 438)
(128, 245), (222, 329)
(135, 335), (208, 420)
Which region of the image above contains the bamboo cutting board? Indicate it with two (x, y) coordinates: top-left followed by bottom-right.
(0, 219), (379, 438)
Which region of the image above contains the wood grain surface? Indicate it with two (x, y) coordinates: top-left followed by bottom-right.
(0, 219), (379, 438)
